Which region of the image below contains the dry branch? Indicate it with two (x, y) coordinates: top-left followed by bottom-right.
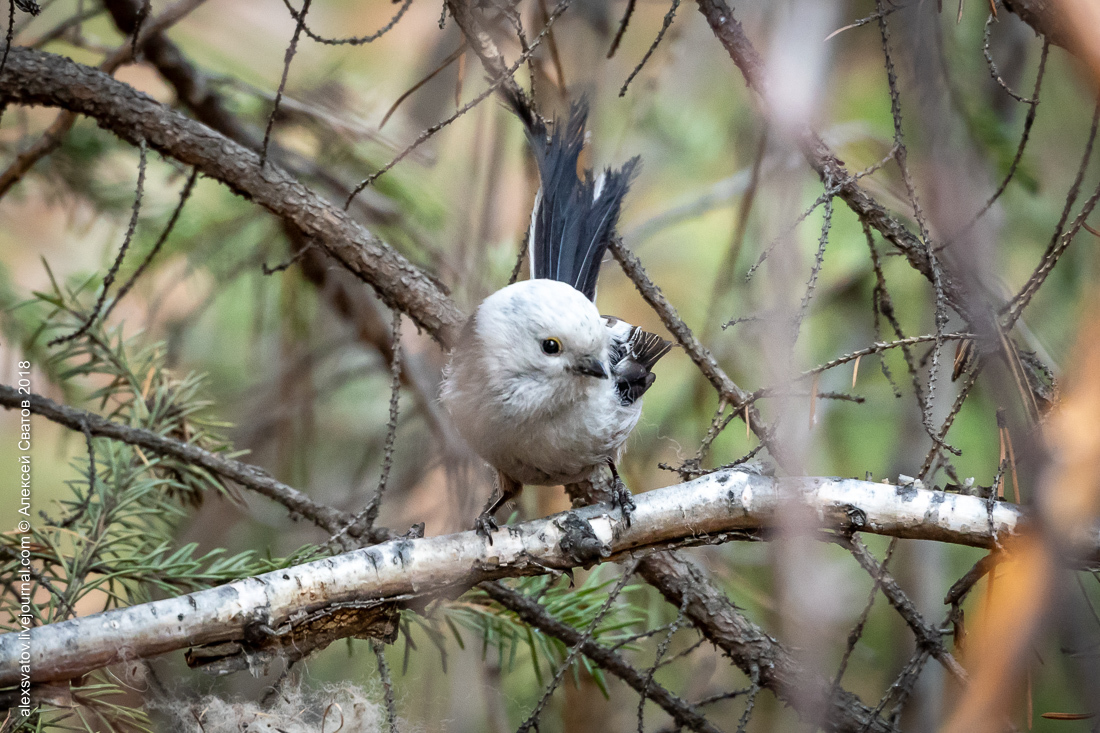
(0, 385), (349, 535)
(0, 467), (1051, 687)
(0, 46), (464, 344)
(694, 0), (969, 321)
(481, 580), (721, 733)
(637, 553), (894, 733)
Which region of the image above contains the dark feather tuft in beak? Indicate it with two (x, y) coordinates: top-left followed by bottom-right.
(572, 356), (608, 379)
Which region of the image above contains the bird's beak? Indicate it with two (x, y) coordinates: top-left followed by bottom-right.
(572, 356), (608, 379)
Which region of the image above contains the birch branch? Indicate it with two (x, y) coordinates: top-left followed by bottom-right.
(1, 468), (1060, 686)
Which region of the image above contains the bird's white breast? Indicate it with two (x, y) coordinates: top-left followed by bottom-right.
(440, 280), (643, 486)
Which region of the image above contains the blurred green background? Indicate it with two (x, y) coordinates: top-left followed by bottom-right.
(1, 0), (1099, 730)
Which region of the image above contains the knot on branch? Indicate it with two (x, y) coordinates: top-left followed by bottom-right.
(843, 504), (868, 530)
(184, 603), (399, 676)
(557, 513), (609, 566)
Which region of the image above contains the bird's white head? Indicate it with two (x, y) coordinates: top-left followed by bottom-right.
(472, 279), (610, 413)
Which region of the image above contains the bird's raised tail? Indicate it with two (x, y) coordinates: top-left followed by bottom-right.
(505, 88), (639, 301)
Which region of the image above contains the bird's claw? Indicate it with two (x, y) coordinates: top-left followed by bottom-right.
(474, 513), (499, 544)
(610, 479), (636, 527)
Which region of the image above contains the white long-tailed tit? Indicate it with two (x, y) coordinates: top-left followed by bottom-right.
(441, 90), (671, 537)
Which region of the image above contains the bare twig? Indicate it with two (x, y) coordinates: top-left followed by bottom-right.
(379, 43), (466, 129)
(695, 0), (969, 322)
(831, 539), (897, 692)
(833, 534), (967, 683)
(282, 0), (412, 46)
(260, 0), (311, 167)
(100, 168), (199, 324)
(0, 385), (350, 534)
(983, 14), (1039, 104)
(637, 552), (896, 733)
(966, 39), (1049, 229)
(372, 639), (400, 733)
(791, 189), (834, 340)
(345, 0), (570, 207)
(875, 1), (950, 454)
(607, 0), (637, 58)
(1006, 100), (1100, 326)
(0, 46), (466, 342)
(800, 333), (973, 380)
(481, 581), (721, 733)
(517, 559), (641, 733)
(47, 138), (148, 347)
(0, 0), (208, 199)
(608, 235), (784, 466)
(637, 596), (689, 731)
(356, 310), (404, 532)
(619, 0), (680, 97)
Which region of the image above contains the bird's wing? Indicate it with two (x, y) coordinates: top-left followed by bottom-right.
(504, 88), (639, 301)
(605, 317), (673, 406)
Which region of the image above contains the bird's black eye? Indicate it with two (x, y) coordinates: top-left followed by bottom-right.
(541, 338), (562, 355)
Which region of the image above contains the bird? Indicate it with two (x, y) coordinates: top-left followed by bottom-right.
(440, 90), (672, 538)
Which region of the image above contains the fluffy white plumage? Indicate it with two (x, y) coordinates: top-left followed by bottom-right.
(440, 90), (671, 531)
(441, 280), (639, 487)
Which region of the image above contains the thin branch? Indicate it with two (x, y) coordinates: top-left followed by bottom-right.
(607, 0), (637, 58)
(831, 539), (897, 693)
(379, 43), (466, 129)
(481, 581), (721, 733)
(637, 552), (896, 733)
(918, 366), (982, 479)
(260, 0), (311, 167)
(966, 39), (1049, 229)
(875, 0), (950, 455)
(791, 190), (834, 340)
(608, 235), (785, 466)
(1006, 99), (1100, 326)
(281, 0), (412, 46)
(746, 188), (832, 281)
(344, 0), (570, 207)
(100, 168), (198, 324)
(833, 534), (967, 683)
(0, 385), (350, 534)
(359, 310), (403, 531)
(695, 0), (969, 322)
(372, 639), (400, 733)
(619, 0), (680, 97)
(982, 14), (1038, 104)
(517, 559), (641, 733)
(706, 127), (767, 330)
(0, 0), (207, 200)
(262, 239), (316, 275)
(0, 0), (16, 85)
(0, 46), (465, 342)
(0, 108), (72, 198)
(823, 4), (899, 42)
(800, 333), (972, 380)
(637, 596), (689, 731)
(47, 138), (148, 347)
(27, 4), (102, 48)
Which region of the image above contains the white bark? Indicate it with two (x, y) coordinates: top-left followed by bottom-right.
(0, 469), (1064, 685)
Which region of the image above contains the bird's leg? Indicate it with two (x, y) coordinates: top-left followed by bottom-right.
(475, 471), (523, 543)
(607, 458), (635, 526)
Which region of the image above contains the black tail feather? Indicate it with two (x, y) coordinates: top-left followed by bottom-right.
(504, 88), (639, 301)
(606, 321), (673, 405)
